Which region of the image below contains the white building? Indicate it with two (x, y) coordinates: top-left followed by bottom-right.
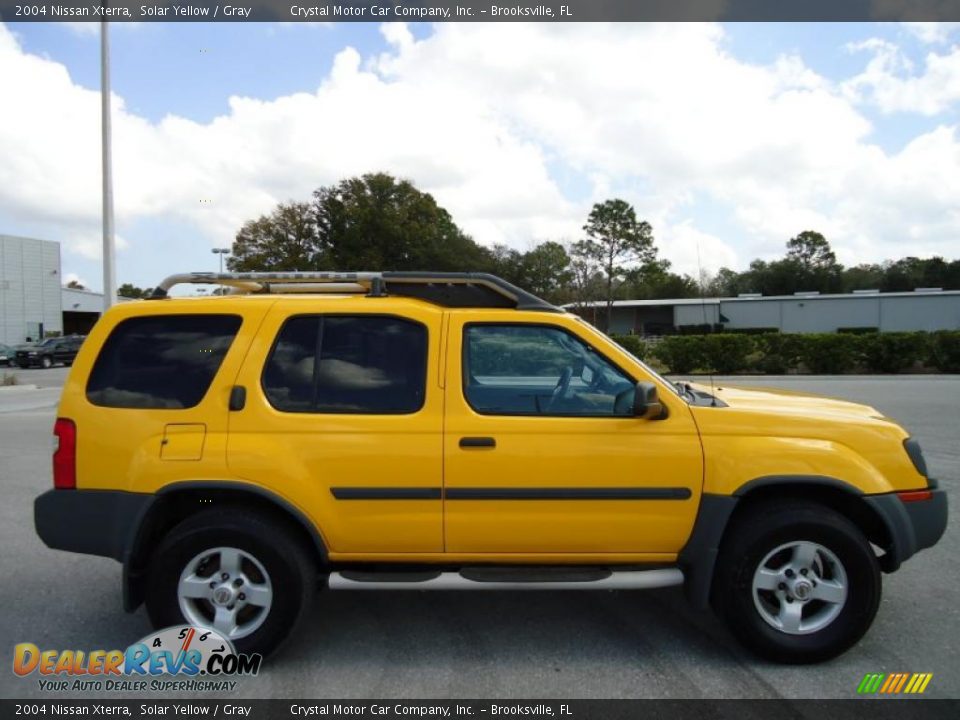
(1, 234), (132, 345)
(570, 289), (960, 336)
(0, 234), (63, 344)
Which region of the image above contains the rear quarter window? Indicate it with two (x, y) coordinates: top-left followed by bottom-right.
(86, 314), (242, 409)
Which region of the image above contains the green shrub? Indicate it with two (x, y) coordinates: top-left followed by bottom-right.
(610, 334), (647, 361)
(723, 327), (780, 335)
(677, 323), (721, 335)
(837, 327), (879, 334)
(797, 334), (863, 374)
(927, 330), (960, 372)
(860, 332), (927, 373)
(652, 336), (706, 374)
(752, 333), (804, 374)
(702, 334), (754, 374)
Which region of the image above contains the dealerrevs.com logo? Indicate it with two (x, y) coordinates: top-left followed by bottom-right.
(13, 625), (261, 692)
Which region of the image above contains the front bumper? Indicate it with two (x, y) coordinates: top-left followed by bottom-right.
(864, 484), (948, 572)
(34, 489), (155, 562)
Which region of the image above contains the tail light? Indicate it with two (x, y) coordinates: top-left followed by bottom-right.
(53, 418), (76, 489)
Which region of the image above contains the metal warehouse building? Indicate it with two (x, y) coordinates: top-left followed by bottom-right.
(1, 234), (127, 346)
(0, 234), (63, 344)
(573, 290), (960, 336)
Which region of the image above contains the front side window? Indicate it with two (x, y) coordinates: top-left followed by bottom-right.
(463, 324), (635, 416)
(87, 314), (242, 409)
(263, 315), (428, 414)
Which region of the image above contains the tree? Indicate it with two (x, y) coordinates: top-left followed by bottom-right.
(65, 280), (85, 290)
(488, 244), (526, 287)
(313, 172), (491, 272)
(566, 245), (605, 317)
(229, 202), (320, 272)
(228, 173), (494, 274)
(786, 231), (837, 270)
(784, 230), (843, 294)
(519, 241), (571, 302)
(117, 283), (152, 299)
(573, 199), (656, 329)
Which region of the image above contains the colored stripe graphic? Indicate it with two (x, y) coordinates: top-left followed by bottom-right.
(905, 674), (933, 694)
(857, 673), (932, 694)
(857, 673), (885, 694)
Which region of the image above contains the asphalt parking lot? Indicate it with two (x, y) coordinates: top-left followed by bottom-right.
(0, 368), (956, 699)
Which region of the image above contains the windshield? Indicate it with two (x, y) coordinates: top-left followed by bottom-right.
(571, 317), (682, 397)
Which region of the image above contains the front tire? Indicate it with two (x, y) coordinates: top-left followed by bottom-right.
(145, 508), (317, 657)
(41, 355), (52, 369)
(713, 500), (881, 663)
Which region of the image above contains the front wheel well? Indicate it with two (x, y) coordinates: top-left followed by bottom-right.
(728, 483), (894, 570)
(124, 484), (327, 611)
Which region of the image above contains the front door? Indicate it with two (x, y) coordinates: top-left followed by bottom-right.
(443, 314), (703, 555)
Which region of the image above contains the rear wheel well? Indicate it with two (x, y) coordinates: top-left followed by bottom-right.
(728, 484), (894, 570)
(125, 486), (327, 610)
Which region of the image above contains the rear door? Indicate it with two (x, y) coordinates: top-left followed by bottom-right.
(227, 301), (445, 554)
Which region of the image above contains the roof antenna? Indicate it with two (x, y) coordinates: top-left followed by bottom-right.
(696, 241), (717, 407)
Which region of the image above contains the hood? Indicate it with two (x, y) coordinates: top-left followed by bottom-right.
(688, 382), (887, 422)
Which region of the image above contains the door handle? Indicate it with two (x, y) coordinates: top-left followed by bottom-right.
(460, 437), (496, 449)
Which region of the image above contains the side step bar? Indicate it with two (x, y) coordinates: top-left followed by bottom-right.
(328, 568), (683, 591)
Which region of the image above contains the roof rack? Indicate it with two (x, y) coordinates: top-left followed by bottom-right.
(148, 271), (561, 313)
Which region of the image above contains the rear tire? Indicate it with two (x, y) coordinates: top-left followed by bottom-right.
(145, 508), (316, 657)
(713, 500), (881, 664)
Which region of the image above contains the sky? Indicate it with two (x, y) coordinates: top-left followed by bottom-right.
(0, 20), (959, 292)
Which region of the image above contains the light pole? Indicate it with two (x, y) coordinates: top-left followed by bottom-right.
(212, 248), (229, 273)
(101, 18), (117, 310)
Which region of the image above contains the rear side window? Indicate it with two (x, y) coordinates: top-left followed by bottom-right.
(263, 315), (427, 414)
(86, 315), (242, 409)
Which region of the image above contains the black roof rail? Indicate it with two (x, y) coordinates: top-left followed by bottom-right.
(148, 271), (561, 313)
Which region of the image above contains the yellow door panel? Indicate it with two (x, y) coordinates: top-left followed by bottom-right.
(226, 298), (445, 553)
(64, 303), (269, 492)
(443, 312), (703, 554)
(160, 424), (207, 461)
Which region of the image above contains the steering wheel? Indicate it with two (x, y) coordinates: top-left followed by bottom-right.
(547, 367), (573, 411)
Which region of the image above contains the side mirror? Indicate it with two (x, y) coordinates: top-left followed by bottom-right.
(633, 381), (666, 420)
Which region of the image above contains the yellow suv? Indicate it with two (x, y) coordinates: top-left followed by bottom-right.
(34, 272), (947, 663)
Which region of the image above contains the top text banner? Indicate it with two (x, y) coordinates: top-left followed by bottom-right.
(2, 0), (960, 22)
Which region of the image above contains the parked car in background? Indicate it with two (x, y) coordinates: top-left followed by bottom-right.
(0, 343), (14, 366)
(15, 336), (84, 369)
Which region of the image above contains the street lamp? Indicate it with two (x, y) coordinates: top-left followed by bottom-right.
(211, 248), (229, 273)
(101, 18), (116, 311)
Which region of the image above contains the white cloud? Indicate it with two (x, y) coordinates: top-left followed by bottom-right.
(901, 22), (960, 44)
(844, 37), (960, 114)
(63, 272), (88, 287)
(658, 223), (739, 278)
(1, 20), (959, 280)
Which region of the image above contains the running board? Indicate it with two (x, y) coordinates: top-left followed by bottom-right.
(327, 567), (684, 591)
